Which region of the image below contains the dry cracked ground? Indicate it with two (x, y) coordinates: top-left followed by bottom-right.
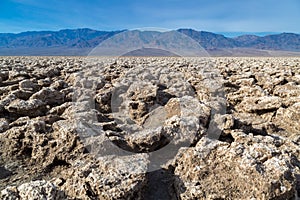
(0, 56), (300, 200)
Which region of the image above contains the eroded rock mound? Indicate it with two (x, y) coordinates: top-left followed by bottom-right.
(174, 133), (299, 199)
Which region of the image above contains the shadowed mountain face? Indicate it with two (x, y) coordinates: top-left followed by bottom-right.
(234, 35), (261, 46)
(0, 28), (123, 48)
(177, 29), (300, 51)
(250, 33), (300, 51)
(0, 28), (299, 56)
(177, 29), (239, 49)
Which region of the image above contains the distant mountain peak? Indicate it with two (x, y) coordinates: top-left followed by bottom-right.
(0, 28), (299, 56)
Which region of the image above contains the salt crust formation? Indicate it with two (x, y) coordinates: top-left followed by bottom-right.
(0, 57), (299, 199)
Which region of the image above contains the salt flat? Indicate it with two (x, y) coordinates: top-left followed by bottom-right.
(0, 57), (300, 199)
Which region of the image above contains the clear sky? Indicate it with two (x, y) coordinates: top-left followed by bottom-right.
(0, 0), (299, 34)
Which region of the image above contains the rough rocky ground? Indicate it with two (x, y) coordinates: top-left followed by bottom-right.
(0, 56), (299, 199)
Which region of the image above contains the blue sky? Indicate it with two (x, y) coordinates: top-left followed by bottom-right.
(0, 0), (299, 34)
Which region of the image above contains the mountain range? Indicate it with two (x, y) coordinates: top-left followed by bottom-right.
(0, 28), (299, 56)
